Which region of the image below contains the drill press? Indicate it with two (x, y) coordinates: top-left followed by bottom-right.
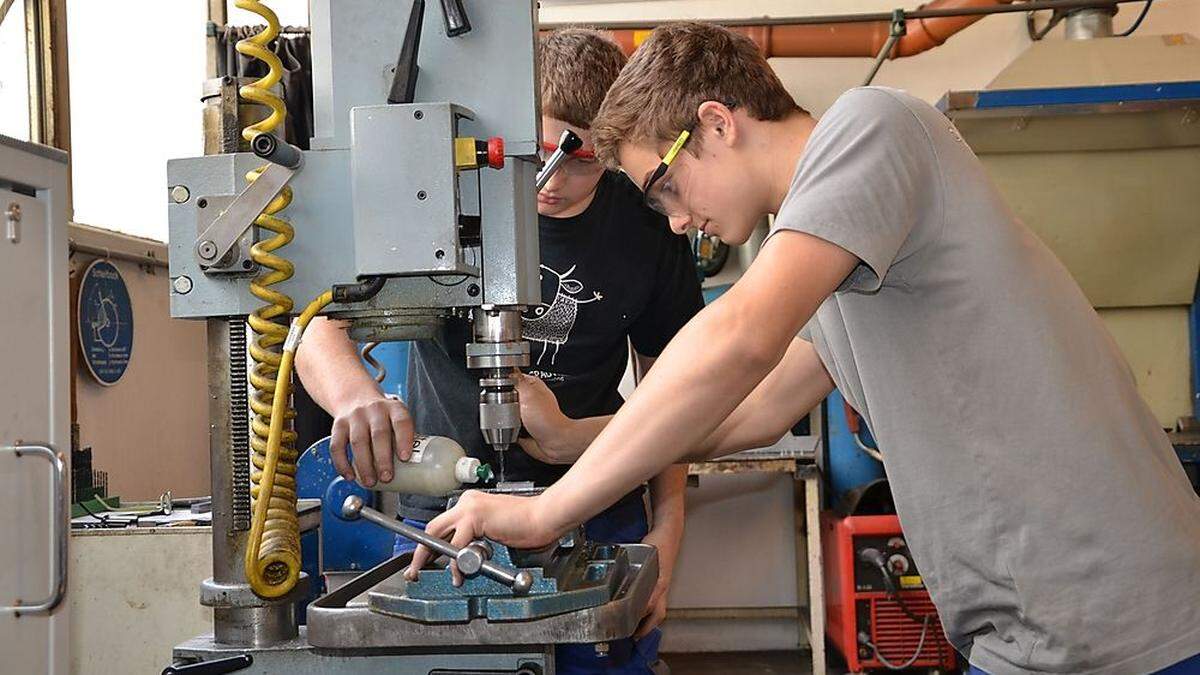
(163, 1), (656, 672)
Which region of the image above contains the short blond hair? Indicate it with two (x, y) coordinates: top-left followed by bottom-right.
(540, 28), (627, 129)
(592, 22), (801, 167)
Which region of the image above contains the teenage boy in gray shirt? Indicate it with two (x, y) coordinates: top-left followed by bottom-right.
(412, 21), (1200, 675)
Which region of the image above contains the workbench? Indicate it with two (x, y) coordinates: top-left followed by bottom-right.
(687, 435), (826, 675)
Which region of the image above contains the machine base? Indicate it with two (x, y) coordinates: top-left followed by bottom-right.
(307, 548), (658, 648)
(170, 629), (549, 674)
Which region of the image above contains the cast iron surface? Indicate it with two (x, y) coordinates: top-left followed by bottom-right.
(306, 547), (657, 648)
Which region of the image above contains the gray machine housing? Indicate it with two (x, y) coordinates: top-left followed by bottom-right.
(167, 0), (542, 320)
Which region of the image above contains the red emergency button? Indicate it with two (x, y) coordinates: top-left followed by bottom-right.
(487, 137), (505, 169)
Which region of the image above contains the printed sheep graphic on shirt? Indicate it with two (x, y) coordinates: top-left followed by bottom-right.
(522, 264), (602, 365)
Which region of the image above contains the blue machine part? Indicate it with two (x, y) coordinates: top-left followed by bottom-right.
(937, 81), (1200, 112)
(361, 340), (410, 400)
(358, 530), (629, 623)
(826, 389), (886, 504)
(297, 437), (396, 573)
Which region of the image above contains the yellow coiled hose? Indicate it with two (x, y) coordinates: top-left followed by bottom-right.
(235, 0), (303, 598)
(245, 292), (331, 597)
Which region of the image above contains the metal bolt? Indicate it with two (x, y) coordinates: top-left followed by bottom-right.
(242, 259), (254, 270)
(197, 198), (208, 209)
(594, 642), (610, 657)
(416, 190), (427, 201)
(456, 545), (485, 576)
(434, 249), (445, 259)
(197, 240), (218, 260)
(172, 275), (193, 295)
(169, 185), (191, 204)
(414, 110), (424, 120)
(467, 284), (480, 297)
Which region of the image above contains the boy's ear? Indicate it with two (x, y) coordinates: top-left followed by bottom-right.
(696, 100), (738, 147)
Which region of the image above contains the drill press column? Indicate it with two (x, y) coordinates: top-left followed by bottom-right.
(466, 307), (530, 481)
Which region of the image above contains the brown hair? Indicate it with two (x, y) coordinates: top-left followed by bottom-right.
(592, 22), (802, 168)
(539, 28), (627, 129)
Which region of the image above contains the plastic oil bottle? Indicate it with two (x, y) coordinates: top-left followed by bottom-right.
(371, 435), (493, 497)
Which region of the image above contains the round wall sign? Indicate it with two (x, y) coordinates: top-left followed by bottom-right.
(78, 259), (134, 386)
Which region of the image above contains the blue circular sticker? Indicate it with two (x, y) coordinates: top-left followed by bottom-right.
(78, 260), (133, 386)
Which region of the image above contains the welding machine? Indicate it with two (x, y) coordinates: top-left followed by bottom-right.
(822, 512), (958, 672)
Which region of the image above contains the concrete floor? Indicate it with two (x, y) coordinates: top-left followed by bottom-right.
(661, 651), (811, 675)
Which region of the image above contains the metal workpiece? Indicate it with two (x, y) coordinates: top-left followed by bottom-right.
(305, 547), (658, 648)
(339, 495), (535, 594)
(172, 631), (550, 675)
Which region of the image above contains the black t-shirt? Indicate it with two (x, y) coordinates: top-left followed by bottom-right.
(402, 172), (703, 511)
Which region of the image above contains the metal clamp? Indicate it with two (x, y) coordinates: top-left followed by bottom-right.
(862, 8), (906, 87)
(193, 161), (297, 269)
(1, 444), (67, 616)
(339, 495), (534, 594)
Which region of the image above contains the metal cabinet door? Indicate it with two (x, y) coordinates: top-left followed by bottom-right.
(0, 182), (70, 674)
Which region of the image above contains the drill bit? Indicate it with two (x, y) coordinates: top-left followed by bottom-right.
(493, 444), (507, 483)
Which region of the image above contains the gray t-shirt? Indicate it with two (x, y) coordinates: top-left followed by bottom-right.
(772, 87), (1200, 674)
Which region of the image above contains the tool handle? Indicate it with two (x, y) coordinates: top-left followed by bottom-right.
(341, 496), (533, 594)
(440, 0), (471, 37)
(162, 654), (252, 675)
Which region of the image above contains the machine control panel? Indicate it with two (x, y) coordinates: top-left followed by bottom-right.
(853, 535), (924, 592)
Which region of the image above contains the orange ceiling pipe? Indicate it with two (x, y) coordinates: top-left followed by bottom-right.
(565, 0), (1016, 59)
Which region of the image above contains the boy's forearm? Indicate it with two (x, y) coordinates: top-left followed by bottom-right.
(295, 317), (384, 416)
(554, 415), (612, 456)
(536, 299), (781, 535)
(695, 338), (834, 460)
(535, 232), (856, 537)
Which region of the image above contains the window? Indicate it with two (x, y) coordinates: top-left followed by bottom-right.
(0, 0), (30, 141)
(66, 0), (206, 241)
